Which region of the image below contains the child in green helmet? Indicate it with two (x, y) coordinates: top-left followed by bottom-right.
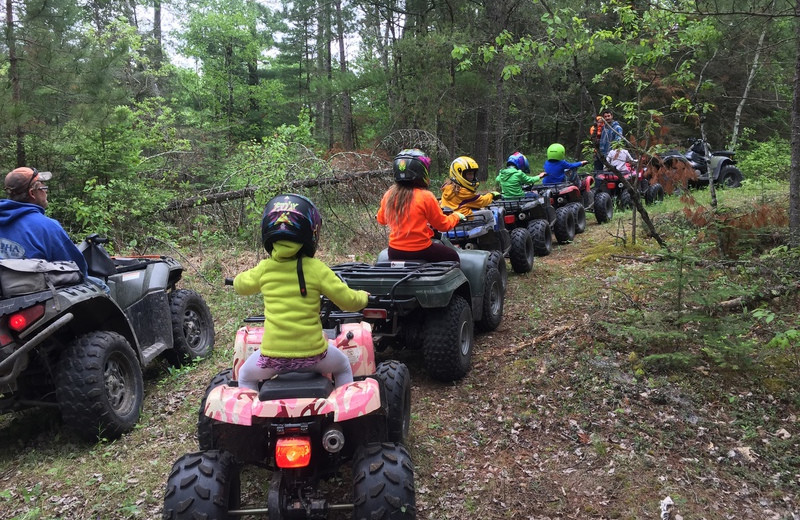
(542, 143), (588, 184)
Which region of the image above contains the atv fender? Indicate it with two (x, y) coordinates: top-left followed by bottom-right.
(375, 248), (473, 309)
(50, 286), (141, 360)
(709, 155), (735, 180)
(203, 378), (382, 426)
(456, 248), (489, 308)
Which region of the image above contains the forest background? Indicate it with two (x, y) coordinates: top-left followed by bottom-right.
(3, 1), (800, 518)
(2, 0), (799, 247)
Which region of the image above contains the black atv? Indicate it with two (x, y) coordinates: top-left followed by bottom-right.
(442, 205), (531, 286)
(658, 138), (743, 190)
(0, 235), (215, 441)
(491, 193), (572, 256)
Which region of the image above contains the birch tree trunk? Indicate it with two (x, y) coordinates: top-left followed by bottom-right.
(730, 22), (768, 150)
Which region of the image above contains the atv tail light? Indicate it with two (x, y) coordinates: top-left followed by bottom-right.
(608, 183), (616, 189)
(8, 304), (45, 333)
(504, 215), (515, 225)
(363, 308), (388, 319)
(275, 437), (312, 468)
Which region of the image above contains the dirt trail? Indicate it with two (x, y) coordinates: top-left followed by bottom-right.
(405, 218), (799, 520)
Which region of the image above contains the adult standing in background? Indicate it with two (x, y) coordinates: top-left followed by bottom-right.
(594, 109), (623, 171)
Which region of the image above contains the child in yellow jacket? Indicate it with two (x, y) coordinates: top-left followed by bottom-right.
(439, 156), (499, 217)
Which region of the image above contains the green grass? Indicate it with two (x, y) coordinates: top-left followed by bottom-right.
(1, 180), (798, 519)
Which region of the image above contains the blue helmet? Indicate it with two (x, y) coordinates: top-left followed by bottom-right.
(506, 152), (530, 173)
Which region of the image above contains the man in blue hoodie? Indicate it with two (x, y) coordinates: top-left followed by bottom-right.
(0, 167), (89, 276)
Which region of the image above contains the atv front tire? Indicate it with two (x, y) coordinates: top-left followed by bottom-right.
(375, 361), (411, 443)
(487, 250), (508, 294)
(646, 183), (665, 204)
(476, 266), (503, 332)
(527, 219), (552, 257)
(594, 191), (613, 223)
(553, 206), (576, 243)
(618, 190), (633, 211)
(168, 289), (215, 366)
(56, 331), (144, 441)
(197, 369), (233, 450)
(422, 294), (474, 382)
(568, 202), (586, 234)
(163, 450), (241, 520)
(509, 228), (534, 273)
(353, 443), (416, 520)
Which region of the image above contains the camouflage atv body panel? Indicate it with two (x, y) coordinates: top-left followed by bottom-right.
(203, 377), (382, 426)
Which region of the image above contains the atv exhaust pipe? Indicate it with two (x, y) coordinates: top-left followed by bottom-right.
(322, 425), (345, 453)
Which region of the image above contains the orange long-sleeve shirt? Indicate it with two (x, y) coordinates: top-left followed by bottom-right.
(377, 187), (461, 251)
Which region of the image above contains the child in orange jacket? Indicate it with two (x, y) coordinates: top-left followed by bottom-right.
(377, 149), (464, 263)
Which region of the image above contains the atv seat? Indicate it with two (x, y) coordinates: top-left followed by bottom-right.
(259, 372), (334, 401)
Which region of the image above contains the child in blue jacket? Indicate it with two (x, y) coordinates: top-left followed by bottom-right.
(542, 143), (588, 184)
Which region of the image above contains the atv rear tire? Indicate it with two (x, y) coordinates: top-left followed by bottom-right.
(509, 228), (534, 273)
(168, 289), (215, 366)
(163, 450), (241, 520)
(422, 294), (474, 382)
(568, 202), (586, 234)
(197, 369), (233, 450)
(352, 443), (416, 520)
(527, 219), (552, 257)
(553, 206), (576, 243)
(594, 191), (613, 223)
(375, 361), (411, 443)
(487, 250), (508, 294)
(56, 331), (144, 441)
(718, 165), (743, 188)
(476, 266), (503, 332)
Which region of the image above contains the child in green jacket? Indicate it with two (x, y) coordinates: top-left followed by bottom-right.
(496, 152), (546, 198)
(234, 193), (369, 391)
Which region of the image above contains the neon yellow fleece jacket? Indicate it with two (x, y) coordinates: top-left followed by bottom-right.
(233, 240), (369, 358)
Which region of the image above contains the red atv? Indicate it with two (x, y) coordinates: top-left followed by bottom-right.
(594, 167), (664, 210)
(163, 289), (415, 519)
(527, 169), (608, 240)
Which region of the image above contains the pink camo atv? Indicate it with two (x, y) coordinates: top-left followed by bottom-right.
(163, 291), (415, 520)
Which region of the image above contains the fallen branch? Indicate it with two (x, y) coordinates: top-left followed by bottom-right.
(163, 168), (391, 211)
(719, 282), (800, 311)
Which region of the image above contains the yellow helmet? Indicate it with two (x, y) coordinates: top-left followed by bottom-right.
(449, 156), (480, 192)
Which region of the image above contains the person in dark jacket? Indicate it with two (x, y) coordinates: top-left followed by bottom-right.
(0, 167), (88, 273)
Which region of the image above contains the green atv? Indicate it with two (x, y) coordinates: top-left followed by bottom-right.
(329, 240), (503, 382)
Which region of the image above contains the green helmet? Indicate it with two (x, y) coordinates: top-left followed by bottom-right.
(547, 143), (566, 161)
